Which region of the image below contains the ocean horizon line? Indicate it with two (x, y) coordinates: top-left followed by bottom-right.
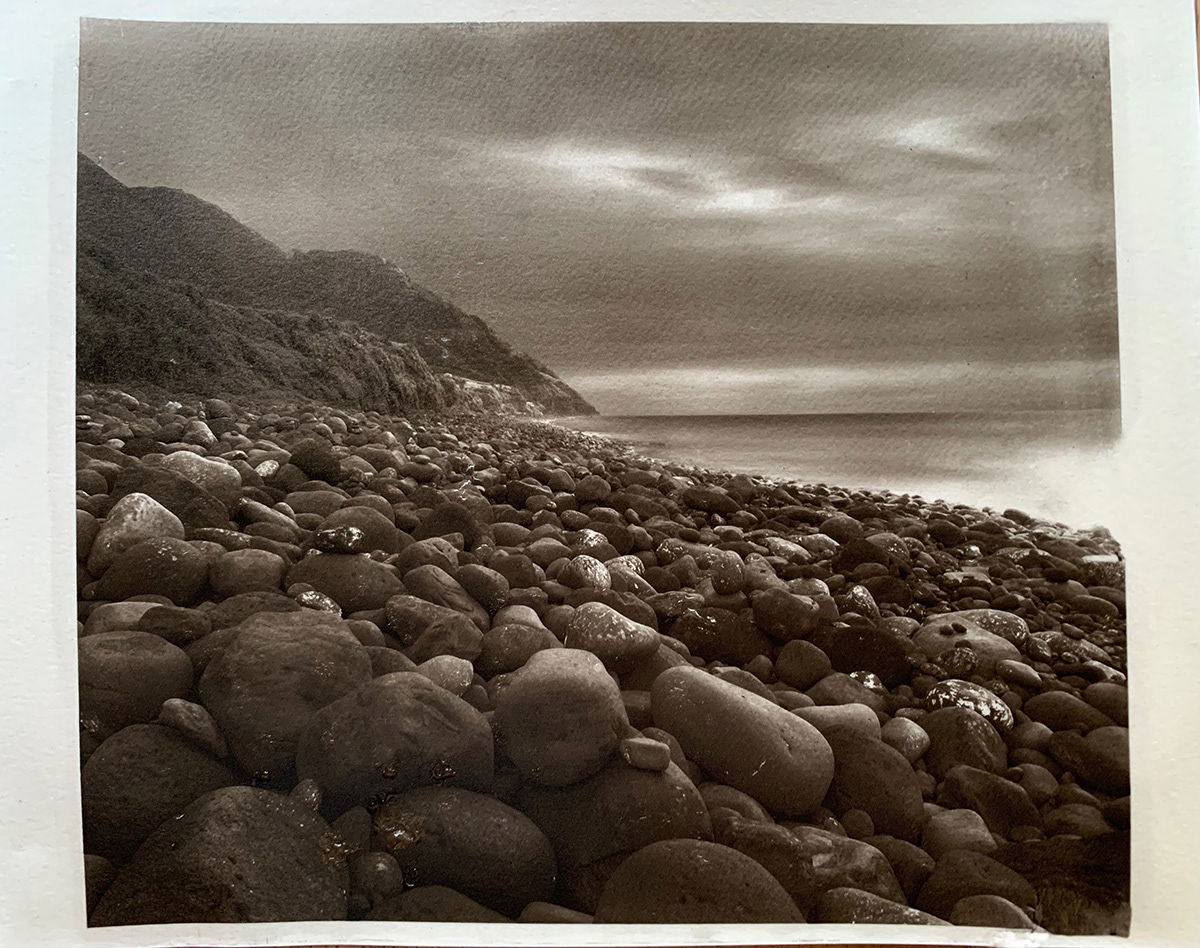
(552, 406), (1122, 422)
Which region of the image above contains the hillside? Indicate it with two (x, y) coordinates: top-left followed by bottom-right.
(76, 153), (596, 415)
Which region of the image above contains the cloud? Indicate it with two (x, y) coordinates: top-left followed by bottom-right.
(79, 21), (1118, 415)
(565, 358), (1120, 416)
(887, 116), (999, 168)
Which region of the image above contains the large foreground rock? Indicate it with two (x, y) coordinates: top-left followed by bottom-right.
(822, 726), (926, 842)
(90, 786), (348, 924)
(493, 648), (628, 787)
(79, 631), (193, 740)
(197, 611), (372, 782)
(373, 787), (555, 915)
(295, 672), (494, 815)
(514, 759), (712, 913)
(651, 666), (833, 817)
(82, 723), (237, 864)
(594, 839), (805, 923)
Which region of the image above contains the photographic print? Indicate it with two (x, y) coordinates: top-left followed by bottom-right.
(74, 19), (1129, 935)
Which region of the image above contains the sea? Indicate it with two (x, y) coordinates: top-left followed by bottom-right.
(553, 410), (1123, 531)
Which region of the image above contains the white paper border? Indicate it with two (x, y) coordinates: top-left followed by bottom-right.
(2, 0), (1199, 946)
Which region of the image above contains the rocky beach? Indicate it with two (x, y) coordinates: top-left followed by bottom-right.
(75, 384), (1130, 934)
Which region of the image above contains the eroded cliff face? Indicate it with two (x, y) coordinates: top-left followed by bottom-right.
(78, 245), (593, 417)
(76, 153), (596, 416)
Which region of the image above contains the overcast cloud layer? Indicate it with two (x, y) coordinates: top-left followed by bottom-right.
(79, 21), (1118, 415)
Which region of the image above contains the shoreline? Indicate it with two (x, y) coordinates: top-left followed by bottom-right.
(546, 411), (1120, 534)
(74, 384), (1128, 932)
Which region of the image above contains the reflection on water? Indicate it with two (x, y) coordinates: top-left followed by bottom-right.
(555, 410), (1122, 529)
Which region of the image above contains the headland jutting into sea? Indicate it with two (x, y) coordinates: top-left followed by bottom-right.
(75, 384), (1128, 932)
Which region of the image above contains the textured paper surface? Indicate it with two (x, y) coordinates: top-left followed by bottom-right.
(2, 0), (1199, 946)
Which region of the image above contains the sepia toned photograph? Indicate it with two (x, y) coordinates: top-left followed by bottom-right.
(74, 19), (1129, 935)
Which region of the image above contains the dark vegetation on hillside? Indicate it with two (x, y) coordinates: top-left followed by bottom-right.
(76, 153), (595, 415)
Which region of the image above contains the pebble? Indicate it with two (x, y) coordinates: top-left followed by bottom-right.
(1084, 681), (1128, 725)
(816, 887), (948, 925)
(916, 850), (1036, 920)
(517, 902), (594, 923)
(415, 655), (474, 695)
(949, 893), (1043, 929)
(941, 764), (1043, 837)
(918, 707), (1008, 779)
(514, 759), (711, 911)
(1047, 726), (1130, 796)
(347, 852), (404, 917)
(619, 736), (672, 772)
(764, 822), (907, 908)
(208, 548), (287, 597)
(81, 600), (161, 637)
(563, 601), (658, 672)
(669, 607), (772, 665)
(157, 697), (227, 757)
(314, 525), (369, 554)
(287, 554), (407, 613)
(881, 717), (931, 763)
(366, 885), (509, 922)
(750, 587), (821, 641)
(474, 623), (561, 677)
(775, 638), (833, 689)
(822, 725), (926, 842)
(1024, 690), (1116, 732)
(96, 537), (210, 605)
(926, 679), (1015, 732)
(912, 615), (1021, 677)
(794, 703), (882, 741)
(921, 808), (997, 859)
(161, 452), (241, 505)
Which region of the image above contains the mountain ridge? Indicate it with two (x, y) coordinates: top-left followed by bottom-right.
(76, 153), (596, 416)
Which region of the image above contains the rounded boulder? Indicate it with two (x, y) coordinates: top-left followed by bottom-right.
(95, 537), (209, 606)
(79, 631), (194, 739)
(374, 787), (555, 915)
(493, 648), (629, 787)
(563, 601), (658, 673)
(651, 666), (833, 817)
(90, 786), (348, 925)
(82, 723), (237, 863)
(295, 671), (494, 815)
(594, 839), (804, 923)
(197, 611), (373, 782)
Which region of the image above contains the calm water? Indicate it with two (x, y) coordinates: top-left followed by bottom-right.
(554, 410), (1123, 529)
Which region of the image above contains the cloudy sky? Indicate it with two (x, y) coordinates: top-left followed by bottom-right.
(79, 20), (1118, 415)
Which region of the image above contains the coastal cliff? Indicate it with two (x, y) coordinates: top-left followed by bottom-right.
(76, 153), (596, 416)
